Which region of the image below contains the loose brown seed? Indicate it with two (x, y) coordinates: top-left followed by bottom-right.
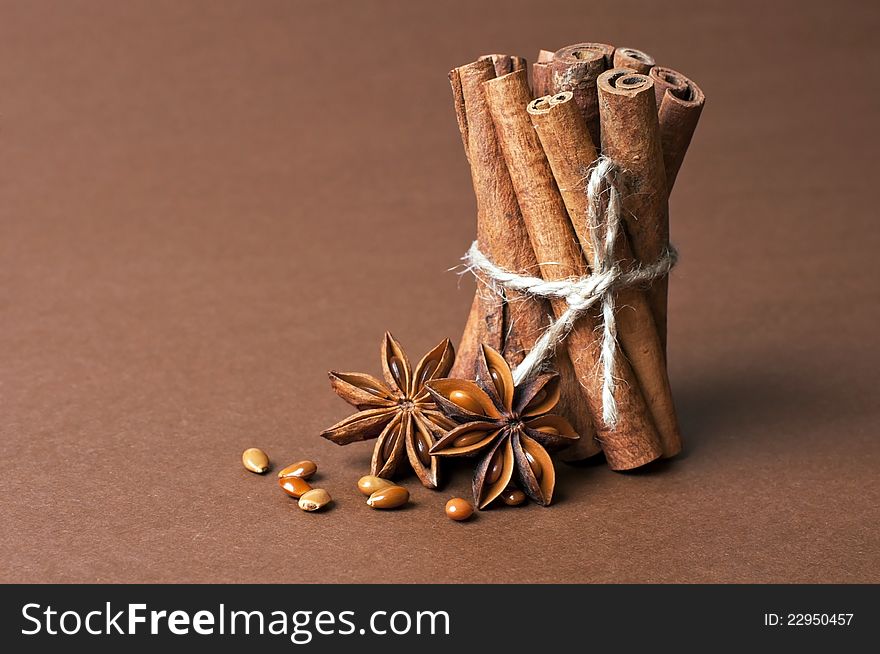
(366, 485), (409, 509)
(357, 475), (396, 496)
(298, 488), (332, 512)
(445, 497), (474, 521)
(501, 489), (527, 506)
(279, 476), (312, 498)
(241, 447), (270, 474)
(277, 460), (317, 480)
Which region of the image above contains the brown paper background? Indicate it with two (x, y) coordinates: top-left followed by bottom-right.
(1, 0), (878, 583)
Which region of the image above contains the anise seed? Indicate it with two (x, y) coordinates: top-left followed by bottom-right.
(501, 489), (527, 506)
(489, 367), (505, 398)
(357, 475), (395, 496)
(525, 449), (543, 480)
(525, 389), (547, 412)
(486, 448), (504, 484)
(449, 389), (485, 414)
(445, 498), (474, 521)
(452, 429), (487, 448)
(389, 355), (406, 386)
(367, 485), (409, 509)
(278, 460), (317, 479)
(279, 476), (312, 498)
(414, 431), (432, 466)
(241, 448), (270, 474)
(298, 488), (332, 512)
(419, 360), (439, 386)
(381, 430), (399, 460)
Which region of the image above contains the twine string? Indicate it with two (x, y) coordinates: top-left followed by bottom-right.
(462, 156), (677, 427)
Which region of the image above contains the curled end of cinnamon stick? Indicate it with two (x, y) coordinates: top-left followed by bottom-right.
(448, 68), (469, 157)
(553, 42), (615, 67)
(481, 53), (527, 77)
(536, 49), (555, 64)
(526, 96), (551, 115)
(613, 46), (656, 74)
(649, 66), (706, 192)
(532, 50), (556, 98)
(598, 67), (654, 98)
(550, 44), (615, 145)
(649, 66), (705, 109)
(527, 91), (575, 117)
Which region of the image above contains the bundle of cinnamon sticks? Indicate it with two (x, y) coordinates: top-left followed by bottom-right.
(449, 44), (704, 470)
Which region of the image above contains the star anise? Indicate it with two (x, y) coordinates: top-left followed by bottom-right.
(320, 332), (456, 488)
(425, 344), (578, 508)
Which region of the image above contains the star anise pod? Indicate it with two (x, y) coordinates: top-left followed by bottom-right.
(320, 332), (456, 488)
(425, 344), (578, 508)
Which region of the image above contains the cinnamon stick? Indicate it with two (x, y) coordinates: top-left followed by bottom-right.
(649, 66), (706, 192)
(597, 69), (671, 351)
(450, 52), (533, 375)
(531, 49), (555, 97)
(613, 47), (656, 74)
(449, 58), (600, 459)
(484, 69), (662, 470)
(529, 91), (682, 458)
(484, 53), (527, 76)
(449, 62), (504, 378)
(549, 43), (615, 146)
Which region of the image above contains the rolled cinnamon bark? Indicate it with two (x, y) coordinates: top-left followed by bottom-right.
(531, 49), (555, 97)
(484, 53), (527, 76)
(449, 62), (504, 378)
(613, 47), (656, 74)
(549, 43), (614, 146)
(598, 69), (671, 352)
(484, 69), (662, 470)
(529, 92), (682, 458)
(649, 66), (705, 192)
(449, 58), (600, 459)
(649, 65), (686, 106)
